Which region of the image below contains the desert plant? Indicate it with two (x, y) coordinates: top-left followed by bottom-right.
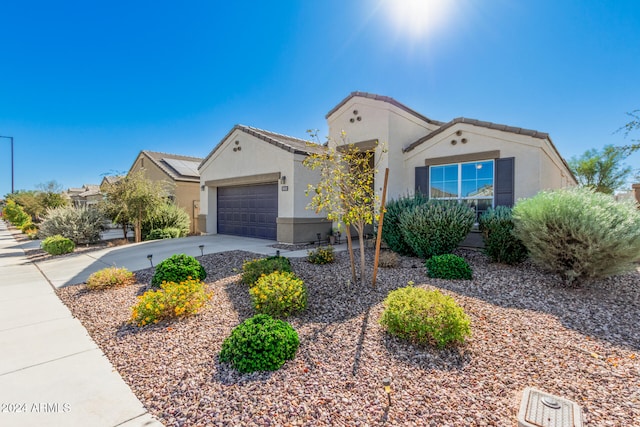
(38, 205), (106, 244)
(380, 286), (471, 348)
(86, 267), (136, 290)
(382, 193), (428, 255)
(241, 256), (292, 286)
(3, 199), (31, 227)
(21, 222), (38, 234)
(399, 200), (475, 259)
(377, 250), (400, 268)
(219, 314), (299, 373)
(307, 246), (335, 264)
(151, 254), (207, 287)
(145, 227), (182, 241)
(426, 254), (473, 280)
(513, 187), (640, 285)
(478, 206), (528, 265)
(41, 235), (75, 255)
(250, 271), (307, 318)
(141, 202), (190, 240)
(130, 279), (212, 326)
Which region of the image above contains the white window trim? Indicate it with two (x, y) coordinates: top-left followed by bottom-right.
(429, 159), (495, 204)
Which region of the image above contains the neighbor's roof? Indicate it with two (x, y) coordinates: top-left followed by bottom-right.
(199, 124), (325, 170)
(325, 91), (444, 126)
(138, 151), (204, 182)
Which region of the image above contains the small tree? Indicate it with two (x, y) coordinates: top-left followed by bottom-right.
(303, 131), (383, 286)
(568, 145), (632, 194)
(100, 171), (172, 242)
(617, 109), (640, 153)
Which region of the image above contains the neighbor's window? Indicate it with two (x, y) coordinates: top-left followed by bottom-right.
(430, 160), (494, 218)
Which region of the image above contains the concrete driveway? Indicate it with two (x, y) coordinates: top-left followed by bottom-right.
(32, 234), (323, 288)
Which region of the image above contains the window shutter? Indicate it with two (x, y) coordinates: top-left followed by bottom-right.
(415, 166), (429, 198)
(495, 157), (514, 207)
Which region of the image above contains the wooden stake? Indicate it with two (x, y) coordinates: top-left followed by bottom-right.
(372, 168), (389, 287)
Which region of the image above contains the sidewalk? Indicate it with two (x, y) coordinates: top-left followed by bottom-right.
(0, 221), (163, 427)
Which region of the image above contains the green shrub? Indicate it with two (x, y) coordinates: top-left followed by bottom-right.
(151, 254), (207, 287)
(380, 286), (471, 348)
(426, 254), (472, 280)
(382, 193), (428, 255)
(3, 199), (31, 227)
(513, 187), (640, 285)
(307, 246), (335, 264)
(38, 205), (105, 244)
(130, 279), (212, 326)
(478, 206), (528, 265)
(399, 200), (475, 259)
(21, 222), (38, 234)
(250, 271), (307, 318)
(241, 256), (292, 286)
(378, 250), (399, 268)
(41, 235), (75, 255)
(145, 227), (181, 241)
(87, 267), (136, 290)
(219, 314), (299, 373)
(142, 202), (190, 240)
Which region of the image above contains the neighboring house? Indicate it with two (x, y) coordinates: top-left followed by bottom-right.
(199, 92), (577, 243)
(634, 184), (640, 205)
(99, 175), (123, 190)
(128, 151), (203, 234)
(66, 184), (102, 208)
(198, 125), (327, 243)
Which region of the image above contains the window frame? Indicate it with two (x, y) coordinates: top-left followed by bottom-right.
(428, 159), (495, 215)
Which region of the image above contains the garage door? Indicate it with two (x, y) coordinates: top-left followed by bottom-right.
(217, 183), (278, 240)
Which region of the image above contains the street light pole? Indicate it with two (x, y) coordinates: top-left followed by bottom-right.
(0, 135), (14, 194)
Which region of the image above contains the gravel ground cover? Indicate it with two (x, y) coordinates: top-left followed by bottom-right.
(56, 248), (640, 426)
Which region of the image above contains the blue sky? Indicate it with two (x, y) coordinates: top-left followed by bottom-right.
(1, 0), (639, 196)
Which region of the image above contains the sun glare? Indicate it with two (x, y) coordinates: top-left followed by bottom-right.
(386, 0), (455, 40)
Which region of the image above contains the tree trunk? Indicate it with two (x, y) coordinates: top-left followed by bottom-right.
(135, 209), (142, 243)
(121, 223), (128, 240)
(357, 224), (366, 287)
(345, 230), (357, 285)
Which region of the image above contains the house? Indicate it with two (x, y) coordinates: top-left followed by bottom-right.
(198, 92), (577, 243)
(128, 151), (204, 234)
(65, 184), (102, 208)
(198, 125), (327, 243)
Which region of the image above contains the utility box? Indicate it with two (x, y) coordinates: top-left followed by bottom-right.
(518, 388), (583, 427)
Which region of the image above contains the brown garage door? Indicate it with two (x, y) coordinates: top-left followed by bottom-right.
(217, 183), (278, 240)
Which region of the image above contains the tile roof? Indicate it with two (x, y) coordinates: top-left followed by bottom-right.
(403, 117), (550, 153)
(199, 124), (325, 170)
(325, 91), (444, 126)
(140, 151), (204, 182)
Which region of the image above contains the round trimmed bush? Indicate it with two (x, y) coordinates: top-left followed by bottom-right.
(250, 271), (307, 318)
(399, 200), (475, 259)
(380, 286), (471, 348)
(151, 253), (206, 287)
(145, 227), (181, 241)
(21, 222), (38, 234)
(479, 206), (528, 265)
(241, 256), (292, 286)
(219, 314), (299, 373)
(41, 235), (75, 255)
(513, 187), (640, 285)
(426, 254), (472, 280)
(87, 267), (136, 290)
(307, 246), (335, 264)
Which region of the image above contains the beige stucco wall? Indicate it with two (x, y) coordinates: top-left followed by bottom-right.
(326, 95), (575, 203)
(129, 154), (200, 234)
(198, 129), (325, 237)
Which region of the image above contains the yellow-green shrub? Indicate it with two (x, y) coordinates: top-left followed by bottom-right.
(21, 222), (37, 234)
(130, 279), (212, 327)
(249, 271), (307, 318)
(307, 246), (335, 264)
(87, 267), (136, 290)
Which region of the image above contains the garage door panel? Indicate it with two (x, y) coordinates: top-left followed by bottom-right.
(217, 183), (277, 240)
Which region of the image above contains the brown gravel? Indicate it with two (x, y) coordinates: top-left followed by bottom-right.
(56, 248), (640, 426)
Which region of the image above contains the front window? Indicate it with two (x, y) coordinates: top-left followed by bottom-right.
(430, 160), (494, 218)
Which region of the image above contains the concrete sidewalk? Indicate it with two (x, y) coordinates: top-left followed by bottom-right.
(0, 221), (163, 427)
